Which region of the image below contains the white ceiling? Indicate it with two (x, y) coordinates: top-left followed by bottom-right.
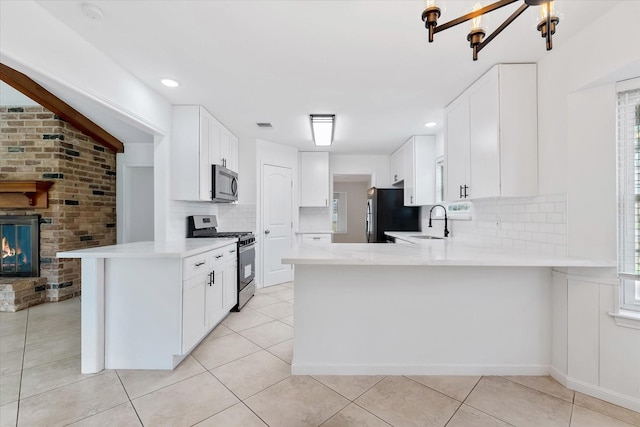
(34, 0), (618, 154)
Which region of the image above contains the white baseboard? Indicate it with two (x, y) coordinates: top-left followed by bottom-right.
(291, 363), (550, 376)
(549, 369), (640, 413)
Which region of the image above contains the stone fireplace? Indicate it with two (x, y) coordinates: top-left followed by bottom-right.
(0, 105), (117, 311)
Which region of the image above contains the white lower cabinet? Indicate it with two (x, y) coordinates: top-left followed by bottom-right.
(223, 246), (238, 312)
(206, 251), (225, 329)
(182, 243), (235, 353)
(301, 233), (332, 244)
(182, 275), (207, 354)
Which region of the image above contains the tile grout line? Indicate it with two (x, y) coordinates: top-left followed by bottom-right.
(461, 376), (519, 427)
(500, 375), (575, 403)
(304, 375), (352, 426)
(13, 305), (30, 427)
(114, 369), (145, 426)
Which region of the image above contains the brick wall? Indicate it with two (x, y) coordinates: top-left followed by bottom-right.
(0, 106), (116, 301)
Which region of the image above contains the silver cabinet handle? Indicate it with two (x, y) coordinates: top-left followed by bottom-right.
(195, 261), (206, 267)
(264, 229), (271, 235)
(215, 254), (224, 259)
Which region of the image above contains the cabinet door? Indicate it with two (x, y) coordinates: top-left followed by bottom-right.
(498, 64), (538, 198)
(444, 96), (470, 201)
(219, 130), (231, 168)
(206, 266), (224, 329)
(403, 139), (416, 206)
(183, 274), (207, 353)
(223, 257), (238, 312)
(209, 121), (222, 167)
(228, 135), (239, 173)
(199, 108), (215, 201)
(390, 149), (402, 184)
(469, 69), (500, 199)
(299, 152), (329, 207)
(412, 136), (436, 206)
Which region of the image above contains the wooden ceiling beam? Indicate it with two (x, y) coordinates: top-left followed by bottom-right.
(0, 63), (124, 153)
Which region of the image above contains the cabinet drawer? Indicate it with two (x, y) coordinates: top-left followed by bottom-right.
(183, 249), (225, 280)
(302, 234), (331, 244)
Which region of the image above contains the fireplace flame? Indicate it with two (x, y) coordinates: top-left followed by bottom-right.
(2, 237), (17, 259)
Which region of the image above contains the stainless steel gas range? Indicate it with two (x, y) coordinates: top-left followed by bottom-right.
(187, 215), (255, 310)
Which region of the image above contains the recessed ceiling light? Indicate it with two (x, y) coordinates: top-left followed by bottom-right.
(161, 79), (180, 88)
(424, 122), (437, 128)
(81, 3), (103, 21)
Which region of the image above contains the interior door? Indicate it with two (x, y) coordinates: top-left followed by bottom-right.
(262, 164), (293, 287)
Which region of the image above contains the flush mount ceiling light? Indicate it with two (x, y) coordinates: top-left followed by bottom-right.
(424, 122), (437, 128)
(422, 0), (560, 61)
(310, 114), (335, 147)
(160, 78), (180, 88)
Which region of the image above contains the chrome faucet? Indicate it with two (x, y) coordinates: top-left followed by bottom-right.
(428, 204), (449, 238)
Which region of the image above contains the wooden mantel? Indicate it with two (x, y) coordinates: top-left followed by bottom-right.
(0, 181), (54, 209)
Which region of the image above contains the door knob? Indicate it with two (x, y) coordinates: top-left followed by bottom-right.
(264, 229), (271, 235)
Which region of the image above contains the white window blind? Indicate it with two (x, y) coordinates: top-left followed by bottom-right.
(617, 81), (640, 311)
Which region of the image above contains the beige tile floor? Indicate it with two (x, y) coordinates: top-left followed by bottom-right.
(1, 282), (639, 427)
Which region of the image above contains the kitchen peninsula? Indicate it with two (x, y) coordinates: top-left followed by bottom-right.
(283, 237), (616, 380)
(57, 238), (238, 374)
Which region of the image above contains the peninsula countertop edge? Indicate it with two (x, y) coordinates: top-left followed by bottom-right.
(283, 236), (615, 268)
(56, 238), (238, 259)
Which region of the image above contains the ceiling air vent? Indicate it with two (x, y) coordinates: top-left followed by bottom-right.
(256, 123), (273, 128)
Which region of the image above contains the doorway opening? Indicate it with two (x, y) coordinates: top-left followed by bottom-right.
(332, 174), (372, 243)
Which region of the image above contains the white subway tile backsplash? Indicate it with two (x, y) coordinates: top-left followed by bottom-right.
(299, 207), (332, 232)
(167, 202), (256, 241)
(441, 194), (567, 256)
(539, 203), (555, 213)
(525, 223), (539, 232)
(546, 213), (563, 224)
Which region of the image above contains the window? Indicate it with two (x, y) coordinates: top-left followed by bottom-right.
(617, 78), (640, 311)
(332, 192), (347, 234)
(435, 156), (444, 204)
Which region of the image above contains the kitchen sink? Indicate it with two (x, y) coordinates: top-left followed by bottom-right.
(411, 235), (444, 240)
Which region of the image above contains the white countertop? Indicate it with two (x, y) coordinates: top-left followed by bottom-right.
(296, 231), (333, 234)
(283, 232), (615, 267)
(57, 238), (237, 259)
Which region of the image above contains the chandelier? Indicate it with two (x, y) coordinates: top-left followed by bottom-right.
(422, 0), (560, 61)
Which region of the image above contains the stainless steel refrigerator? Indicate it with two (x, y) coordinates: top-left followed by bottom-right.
(366, 187), (420, 243)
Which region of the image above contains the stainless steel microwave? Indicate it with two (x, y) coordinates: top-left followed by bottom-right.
(212, 164), (238, 202)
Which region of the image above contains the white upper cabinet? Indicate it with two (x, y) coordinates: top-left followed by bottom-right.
(299, 152), (329, 207)
(213, 128), (239, 172)
(390, 148), (403, 184)
(171, 105), (239, 201)
(402, 136), (436, 206)
(445, 96), (471, 201)
(444, 64), (538, 201)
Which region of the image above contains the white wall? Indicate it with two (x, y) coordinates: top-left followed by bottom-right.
(0, 82), (38, 106)
(538, 1), (640, 260)
(238, 137), (257, 205)
(116, 144), (154, 243)
(330, 154), (391, 188)
(538, 1), (640, 412)
(0, 0), (174, 241)
(537, 1), (640, 198)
